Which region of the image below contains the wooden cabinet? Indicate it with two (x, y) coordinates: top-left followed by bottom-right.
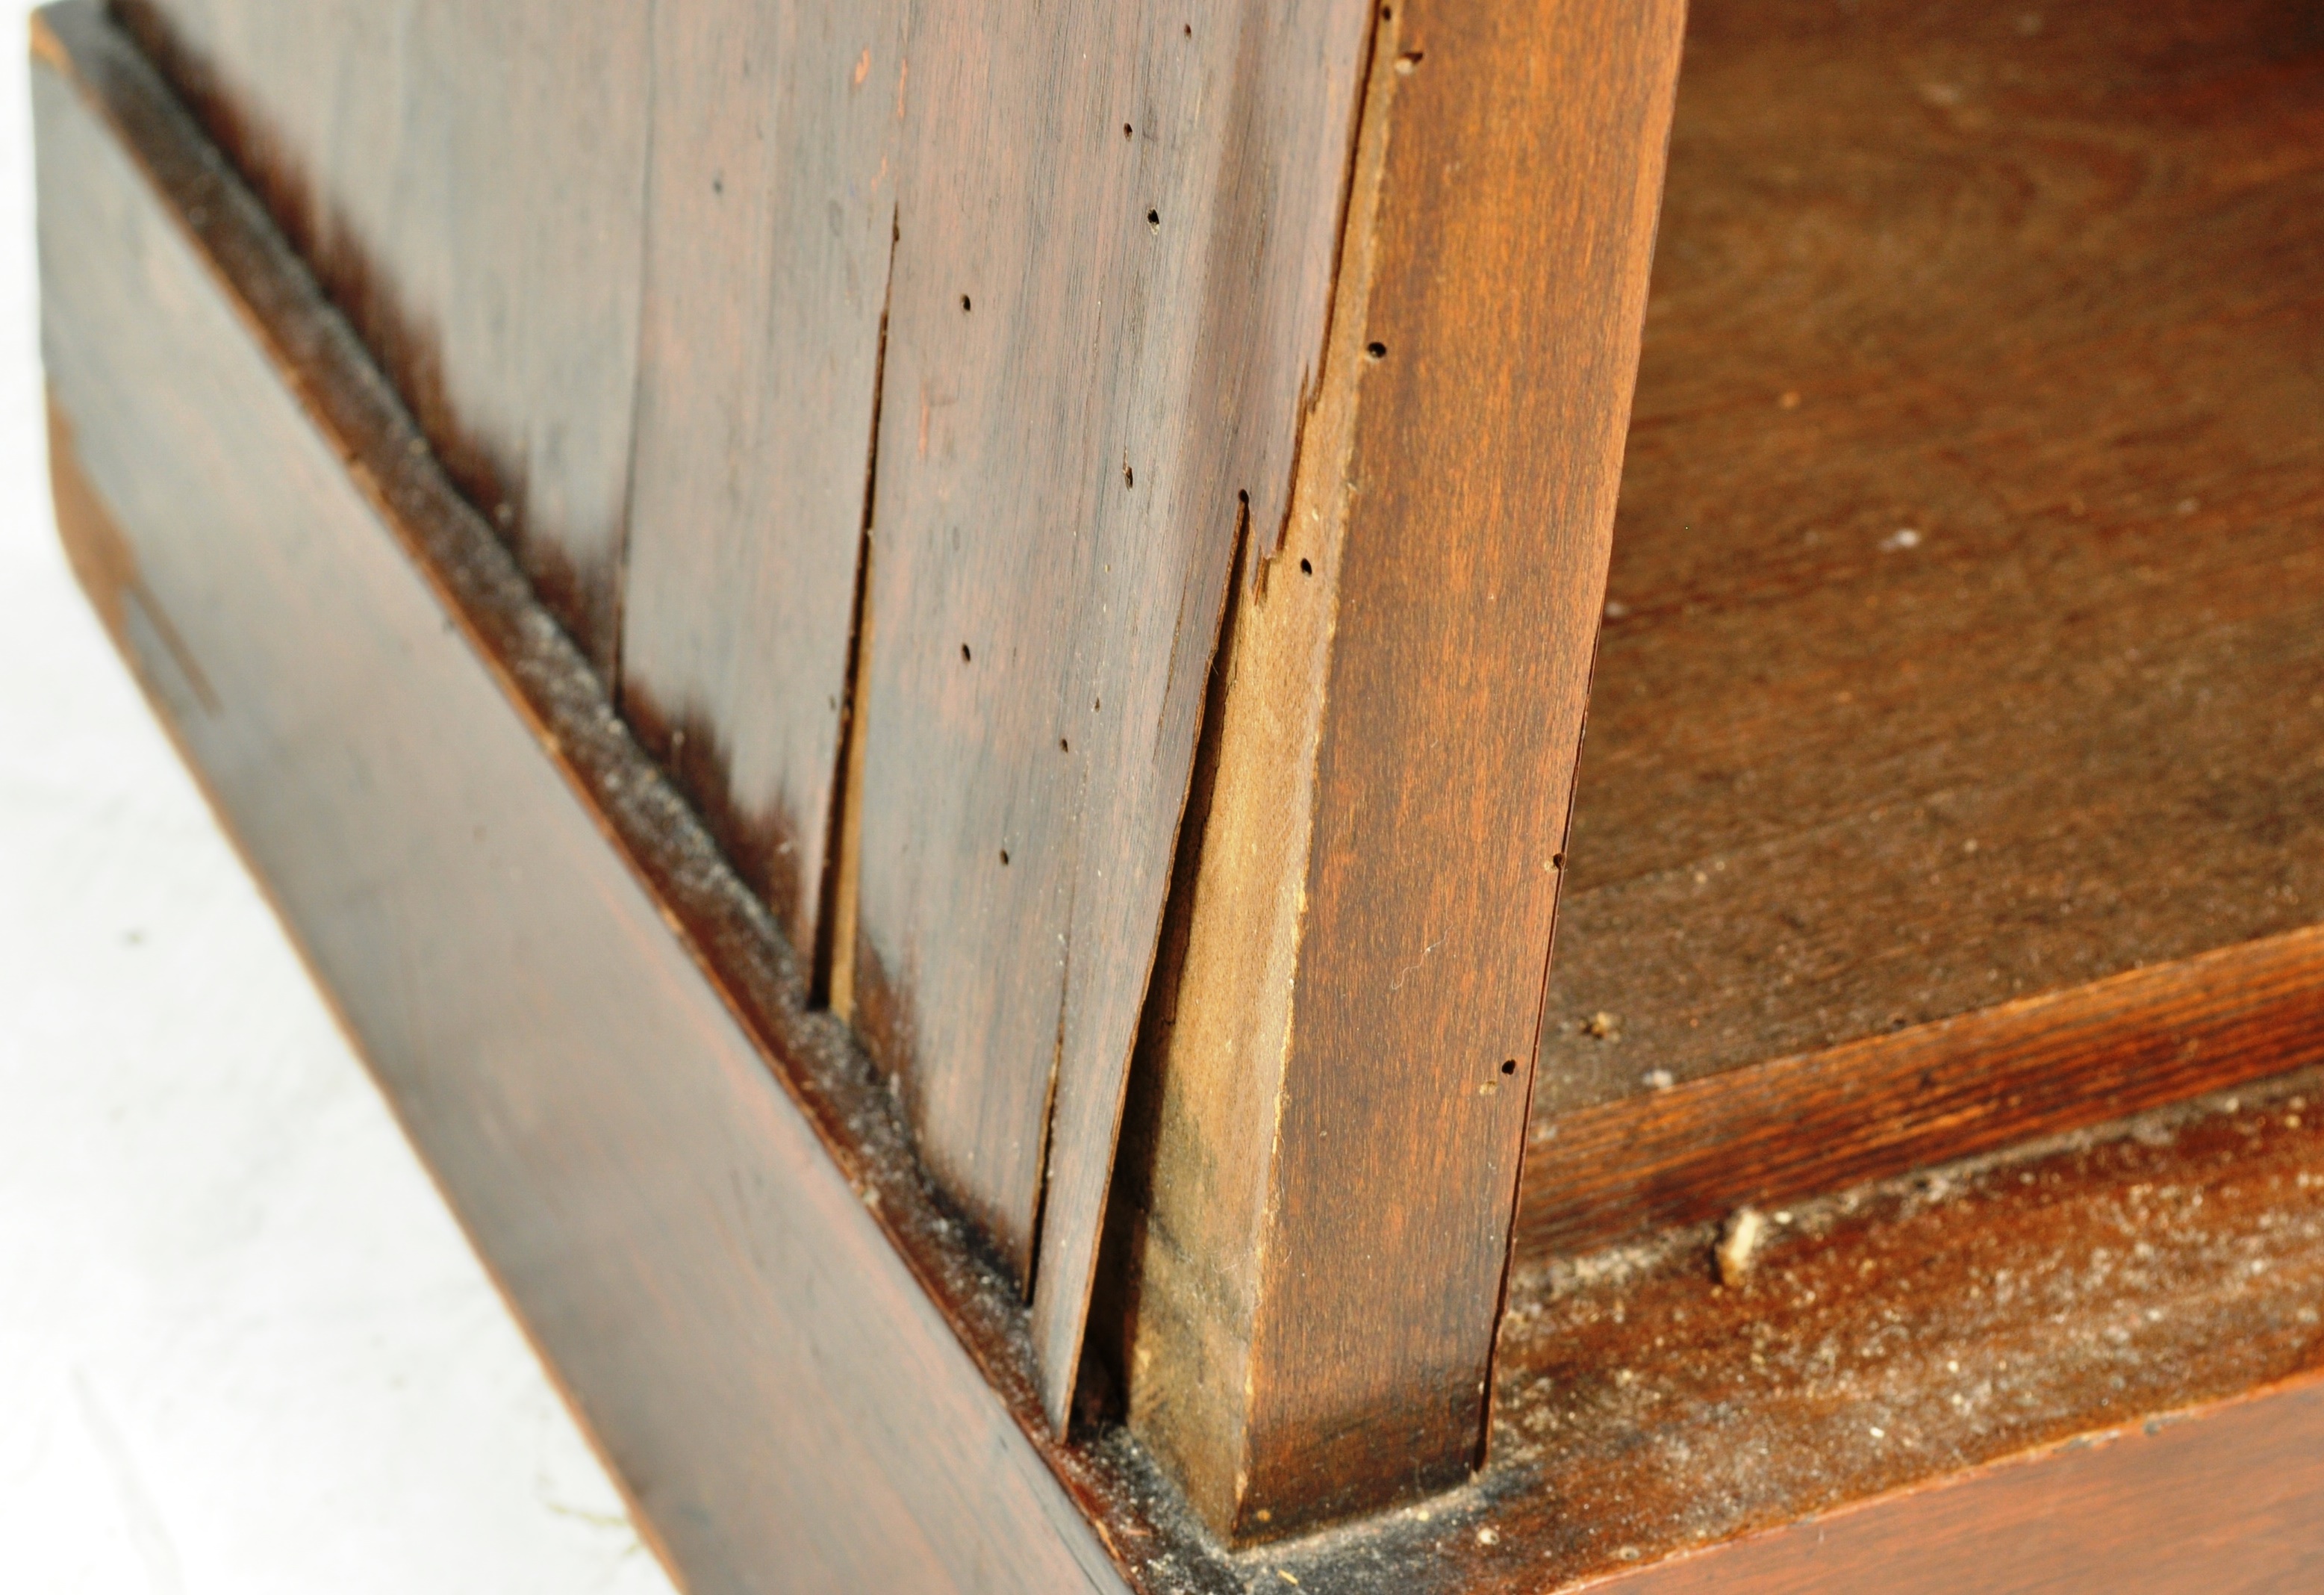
(34, 0), (2324, 1587)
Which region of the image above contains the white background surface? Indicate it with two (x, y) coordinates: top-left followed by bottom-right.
(0, 9), (682, 1591)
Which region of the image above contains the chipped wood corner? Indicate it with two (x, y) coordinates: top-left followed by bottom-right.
(1106, 0), (1409, 1538)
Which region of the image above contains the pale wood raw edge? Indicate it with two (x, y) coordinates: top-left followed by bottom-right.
(827, 536), (873, 1024)
(1021, 1), (1386, 1431)
(30, 13), (1159, 1587)
(1113, 2), (1408, 1532)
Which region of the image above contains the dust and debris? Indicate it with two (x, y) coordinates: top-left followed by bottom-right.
(1581, 1011), (1622, 1041)
(1717, 1207), (1766, 1287)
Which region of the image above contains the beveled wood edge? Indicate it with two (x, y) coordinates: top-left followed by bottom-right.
(31, 7), (1236, 1588)
(1587, 1368), (2324, 1594)
(1522, 923), (2324, 1257)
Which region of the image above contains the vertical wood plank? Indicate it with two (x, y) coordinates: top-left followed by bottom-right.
(846, 0), (1374, 1423)
(1106, 0), (1687, 1540)
(615, 0), (906, 951)
(110, 0), (652, 670)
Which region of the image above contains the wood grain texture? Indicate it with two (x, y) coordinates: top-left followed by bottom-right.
(29, 14), (1235, 1589)
(1598, 1377), (2324, 1595)
(841, 0), (1374, 1425)
(110, 0), (652, 671)
(614, 0), (904, 952)
(108, 0), (1378, 1423)
(1521, 924), (2324, 1255)
(1101, 0), (1686, 1541)
(1534, 0), (2324, 1117)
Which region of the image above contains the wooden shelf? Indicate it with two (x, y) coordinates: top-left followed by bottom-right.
(1525, 0), (2324, 1255)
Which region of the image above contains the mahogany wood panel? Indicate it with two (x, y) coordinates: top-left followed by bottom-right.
(614, 0), (903, 954)
(28, 14), (1224, 1590)
(1521, 923), (2324, 1254)
(1532, 0), (2324, 1112)
(1100, 0), (1686, 1542)
(111, 0), (652, 671)
(843, 0), (1374, 1423)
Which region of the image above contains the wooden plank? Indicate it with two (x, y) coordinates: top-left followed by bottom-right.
(842, 0), (1375, 1423)
(110, 0), (652, 671)
(1528, 0), (2324, 1160)
(28, 12), (1230, 1588)
(1100, 0), (1686, 1541)
(1521, 924), (2324, 1254)
(614, 0), (905, 954)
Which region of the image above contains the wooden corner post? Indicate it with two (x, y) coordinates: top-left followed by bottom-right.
(1103, 0), (1687, 1540)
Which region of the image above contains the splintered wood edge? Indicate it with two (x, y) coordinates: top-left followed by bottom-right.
(1521, 923), (2324, 1257)
(1107, 0), (1408, 1529)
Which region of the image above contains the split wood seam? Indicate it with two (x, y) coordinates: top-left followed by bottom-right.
(1106, 0), (1686, 1539)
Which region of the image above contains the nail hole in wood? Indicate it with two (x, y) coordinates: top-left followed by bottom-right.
(1000, 849), (1011, 866)
(1300, 558), (1313, 575)
(1501, 1059), (1518, 1076)
(1124, 122), (1133, 138)
(1124, 463), (1135, 488)
(1147, 208), (1162, 230)
(1395, 51), (1424, 75)
(1059, 738), (1070, 753)
(961, 293), (972, 312)
(961, 643), (972, 662)
(1366, 340), (1388, 360)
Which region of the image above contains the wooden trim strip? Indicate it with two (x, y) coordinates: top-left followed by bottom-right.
(1521, 924), (2324, 1257)
(1108, 0), (1689, 1542)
